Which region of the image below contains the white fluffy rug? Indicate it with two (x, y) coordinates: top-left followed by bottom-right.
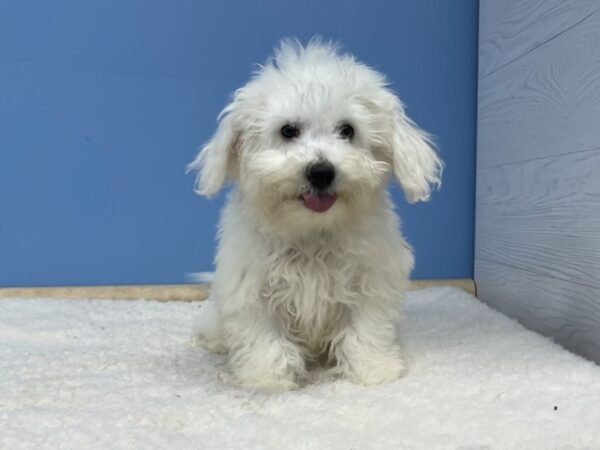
(2, 287), (600, 449)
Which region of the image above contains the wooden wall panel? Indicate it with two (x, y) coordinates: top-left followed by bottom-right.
(477, 150), (600, 288)
(476, 0), (600, 364)
(478, 9), (600, 168)
(476, 260), (600, 362)
(479, 0), (599, 76)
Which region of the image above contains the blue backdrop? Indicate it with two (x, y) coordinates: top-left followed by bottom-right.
(0, 1), (478, 286)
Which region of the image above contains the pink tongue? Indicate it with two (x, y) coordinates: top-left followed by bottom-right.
(302, 193), (337, 213)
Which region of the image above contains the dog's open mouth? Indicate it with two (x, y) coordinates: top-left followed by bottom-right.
(301, 192), (337, 213)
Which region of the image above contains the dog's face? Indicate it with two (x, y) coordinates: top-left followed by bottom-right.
(189, 40), (442, 236)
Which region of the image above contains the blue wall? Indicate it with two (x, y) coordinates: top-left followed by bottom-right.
(0, 1), (478, 286)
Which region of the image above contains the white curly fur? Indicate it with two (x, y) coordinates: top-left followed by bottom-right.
(188, 38), (442, 390)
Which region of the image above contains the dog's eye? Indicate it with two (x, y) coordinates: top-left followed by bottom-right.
(338, 123), (355, 140)
(281, 124), (300, 139)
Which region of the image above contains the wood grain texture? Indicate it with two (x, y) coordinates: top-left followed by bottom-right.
(479, 0), (599, 77)
(476, 151), (600, 364)
(476, 150), (600, 288)
(478, 8), (600, 168)
(0, 284), (210, 302)
(0, 279), (476, 301)
(475, 260), (600, 362)
(476, 0), (600, 364)
(475, 151), (600, 362)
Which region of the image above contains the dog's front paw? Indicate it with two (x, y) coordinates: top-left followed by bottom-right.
(235, 373), (299, 392)
(228, 341), (306, 391)
(232, 360), (301, 391)
(344, 352), (407, 386)
(192, 330), (228, 354)
(192, 298), (227, 354)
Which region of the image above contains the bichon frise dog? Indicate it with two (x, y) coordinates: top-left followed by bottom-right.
(189, 39), (442, 390)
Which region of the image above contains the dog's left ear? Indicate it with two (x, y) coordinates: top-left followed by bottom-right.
(187, 103), (241, 197)
(384, 93), (443, 203)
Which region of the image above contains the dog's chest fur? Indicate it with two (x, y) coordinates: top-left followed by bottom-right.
(260, 237), (363, 355)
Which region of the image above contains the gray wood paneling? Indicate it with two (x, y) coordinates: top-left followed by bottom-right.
(479, 0), (599, 77)
(476, 260), (600, 362)
(478, 8), (600, 168)
(477, 150), (600, 288)
(476, 0), (600, 364)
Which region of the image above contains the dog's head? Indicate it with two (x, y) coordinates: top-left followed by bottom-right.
(189, 39), (442, 235)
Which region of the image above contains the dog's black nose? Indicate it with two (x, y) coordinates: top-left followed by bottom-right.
(306, 161), (336, 190)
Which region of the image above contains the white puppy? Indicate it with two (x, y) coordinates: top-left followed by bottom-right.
(189, 39), (442, 390)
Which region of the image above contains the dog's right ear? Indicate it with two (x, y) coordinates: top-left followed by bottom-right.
(187, 103), (241, 197)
